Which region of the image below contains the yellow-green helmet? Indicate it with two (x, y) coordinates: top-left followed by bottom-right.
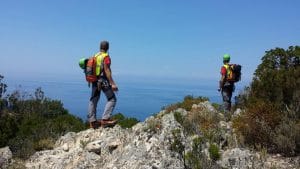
(79, 58), (87, 69)
(223, 54), (230, 61)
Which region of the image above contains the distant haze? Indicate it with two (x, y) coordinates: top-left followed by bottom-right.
(1, 1), (299, 82)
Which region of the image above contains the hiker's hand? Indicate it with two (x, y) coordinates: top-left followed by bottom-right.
(112, 84), (118, 91)
(218, 88), (221, 92)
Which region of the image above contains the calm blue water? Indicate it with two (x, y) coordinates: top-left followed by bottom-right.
(4, 77), (246, 121)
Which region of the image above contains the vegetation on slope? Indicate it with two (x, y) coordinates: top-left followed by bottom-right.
(234, 46), (300, 156)
(0, 75), (86, 159)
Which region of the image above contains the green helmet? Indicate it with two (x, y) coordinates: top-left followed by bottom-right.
(79, 58), (87, 69)
(223, 54), (230, 61)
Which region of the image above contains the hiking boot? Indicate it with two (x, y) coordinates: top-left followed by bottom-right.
(90, 121), (99, 129)
(99, 119), (117, 128)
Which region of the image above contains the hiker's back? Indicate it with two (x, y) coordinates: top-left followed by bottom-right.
(224, 64), (242, 83)
(79, 52), (108, 83)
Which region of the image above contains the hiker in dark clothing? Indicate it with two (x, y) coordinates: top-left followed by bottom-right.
(218, 54), (235, 112)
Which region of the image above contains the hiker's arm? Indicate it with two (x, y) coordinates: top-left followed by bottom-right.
(218, 66), (226, 91)
(104, 64), (118, 91)
(219, 75), (225, 91)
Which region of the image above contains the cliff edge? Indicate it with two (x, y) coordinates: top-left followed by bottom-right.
(2, 101), (299, 169)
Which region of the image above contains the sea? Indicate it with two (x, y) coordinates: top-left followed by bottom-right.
(3, 76), (248, 121)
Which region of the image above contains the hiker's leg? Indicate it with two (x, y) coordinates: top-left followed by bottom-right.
(88, 82), (100, 122)
(227, 87), (233, 111)
(222, 88), (231, 112)
(102, 85), (116, 120)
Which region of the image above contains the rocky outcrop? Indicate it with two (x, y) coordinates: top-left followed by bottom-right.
(0, 147), (12, 169)
(23, 101), (300, 169)
(218, 148), (300, 169)
(218, 148), (260, 169)
(26, 112), (184, 169)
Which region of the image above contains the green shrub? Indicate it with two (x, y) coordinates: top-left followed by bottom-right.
(208, 144), (221, 161)
(0, 76), (86, 159)
(164, 95), (209, 113)
(144, 118), (161, 133)
(112, 113), (139, 128)
(112, 113), (126, 121)
(211, 103), (221, 111)
(250, 46), (300, 110)
(119, 117), (139, 128)
(184, 151), (202, 169)
(192, 137), (205, 152)
(173, 111), (184, 125)
(170, 129), (186, 163)
(0, 114), (18, 147)
(186, 109), (221, 143)
(33, 138), (55, 151)
(7, 111), (86, 159)
(172, 101), (222, 144)
(184, 137), (220, 169)
(165, 96), (220, 138)
(233, 100), (281, 150)
(180, 117), (196, 136)
(8, 136), (35, 159)
(273, 112), (300, 156)
(234, 46), (300, 156)
(162, 103), (178, 113)
(51, 114), (85, 134)
(180, 95), (208, 111)
(170, 129), (184, 156)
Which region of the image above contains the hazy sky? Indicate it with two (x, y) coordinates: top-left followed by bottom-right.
(1, 0), (300, 84)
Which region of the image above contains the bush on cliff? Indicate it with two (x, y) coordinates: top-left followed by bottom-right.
(163, 95), (209, 113)
(234, 46), (300, 156)
(112, 113), (139, 128)
(168, 97), (223, 168)
(0, 75), (86, 159)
